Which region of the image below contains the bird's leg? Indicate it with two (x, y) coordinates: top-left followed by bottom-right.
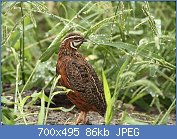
(83, 111), (88, 124)
(76, 111), (84, 125)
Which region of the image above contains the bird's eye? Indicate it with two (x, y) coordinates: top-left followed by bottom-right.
(74, 39), (82, 42)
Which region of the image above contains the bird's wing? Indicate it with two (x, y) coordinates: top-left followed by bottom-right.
(65, 59), (106, 116)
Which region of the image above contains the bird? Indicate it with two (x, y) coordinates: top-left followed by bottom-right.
(56, 32), (106, 124)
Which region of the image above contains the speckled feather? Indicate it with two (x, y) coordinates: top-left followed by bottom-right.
(56, 33), (106, 117)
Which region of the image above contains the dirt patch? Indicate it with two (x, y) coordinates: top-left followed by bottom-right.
(1, 85), (176, 125)
(14, 105), (176, 125)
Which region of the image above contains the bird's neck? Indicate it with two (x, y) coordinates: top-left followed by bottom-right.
(58, 42), (78, 59)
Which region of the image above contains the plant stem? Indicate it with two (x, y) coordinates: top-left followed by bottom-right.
(20, 2), (25, 85)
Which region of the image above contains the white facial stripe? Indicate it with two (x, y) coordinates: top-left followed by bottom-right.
(73, 41), (81, 46)
(62, 35), (81, 43)
(70, 42), (77, 50)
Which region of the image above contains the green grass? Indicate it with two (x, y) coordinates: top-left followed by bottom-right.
(1, 1), (176, 125)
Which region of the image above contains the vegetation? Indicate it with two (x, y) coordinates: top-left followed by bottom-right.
(1, 1), (176, 125)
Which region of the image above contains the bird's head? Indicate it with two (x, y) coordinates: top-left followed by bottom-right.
(61, 32), (87, 50)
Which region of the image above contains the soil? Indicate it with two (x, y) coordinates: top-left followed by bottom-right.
(15, 105), (176, 125)
(1, 85), (176, 125)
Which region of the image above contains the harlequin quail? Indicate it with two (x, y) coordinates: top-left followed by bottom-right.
(56, 32), (106, 124)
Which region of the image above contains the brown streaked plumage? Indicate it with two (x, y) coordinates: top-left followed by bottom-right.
(56, 32), (106, 124)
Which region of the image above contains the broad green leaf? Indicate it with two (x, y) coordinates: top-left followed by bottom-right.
(1, 96), (15, 105)
(126, 79), (164, 97)
(102, 69), (112, 125)
(37, 91), (45, 125)
(21, 96), (31, 107)
(120, 111), (149, 125)
(102, 70), (111, 106)
(129, 92), (148, 104)
(44, 75), (61, 124)
(98, 41), (162, 59)
(39, 28), (70, 62)
(2, 107), (17, 125)
(84, 9), (132, 37)
(49, 105), (75, 112)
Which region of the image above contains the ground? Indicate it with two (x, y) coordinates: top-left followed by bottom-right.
(15, 105), (175, 125)
(2, 85), (176, 125)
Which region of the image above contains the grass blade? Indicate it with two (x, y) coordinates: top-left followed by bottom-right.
(102, 69), (112, 125)
(37, 91), (45, 125)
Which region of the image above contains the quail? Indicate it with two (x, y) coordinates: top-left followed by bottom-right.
(56, 32), (106, 124)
